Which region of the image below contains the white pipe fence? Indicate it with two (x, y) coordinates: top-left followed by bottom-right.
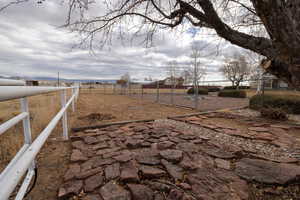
(0, 78), (25, 86)
(0, 86), (70, 101)
(0, 85), (79, 200)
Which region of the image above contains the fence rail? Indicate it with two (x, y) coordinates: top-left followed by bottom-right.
(0, 84), (79, 200)
(0, 78), (25, 86)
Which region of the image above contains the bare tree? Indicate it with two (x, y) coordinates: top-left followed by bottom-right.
(165, 60), (181, 104)
(165, 60), (181, 86)
(189, 43), (207, 89)
(144, 76), (153, 81)
(120, 72), (130, 83)
(2, 0), (300, 87)
(246, 52), (266, 93)
(247, 52), (265, 81)
(219, 54), (251, 87)
(190, 43), (206, 109)
(181, 69), (192, 85)
(117, 72), (130, 94)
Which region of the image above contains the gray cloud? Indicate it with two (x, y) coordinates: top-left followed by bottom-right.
(0, 1), (245, 81)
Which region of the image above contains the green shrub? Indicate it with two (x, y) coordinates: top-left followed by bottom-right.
(260, 107), (288, 121)
(249, 94), (300, 114)
(223, 86), (250, 90)
(218, 90), (247, 98)
(207, 87), (221, 92)
(187, 88), (208, 95)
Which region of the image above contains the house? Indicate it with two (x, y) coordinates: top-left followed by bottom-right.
(142, 78), (188, 89)
(163, 77), (184, 86)
(250, 74), (289, 89)
(26, 80), (39, 86)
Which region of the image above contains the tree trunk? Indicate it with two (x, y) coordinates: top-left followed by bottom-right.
(250, 0), (300, 88)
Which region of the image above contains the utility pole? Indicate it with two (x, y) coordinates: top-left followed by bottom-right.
(156, 80), (160, 102)
(57, 72), (60, 87)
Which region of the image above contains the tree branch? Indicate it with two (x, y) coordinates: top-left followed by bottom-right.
(0, 0), (29, 12)
(194, 0), (276, 59)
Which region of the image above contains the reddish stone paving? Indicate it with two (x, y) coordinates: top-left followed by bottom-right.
(59, 113), (300, 200)
(175, 112), (300, 152)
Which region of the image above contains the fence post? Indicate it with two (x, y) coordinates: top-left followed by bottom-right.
(20, 97), (35, 170)
(141, 86), (144, 99)
(71, 88), (75, 112)
(256, 75), (262, 94)
(20, 98), (32, 145)
(262, 76), (265, 107)
(128, 81), (131, 96)
(156, 81), (160, 102)
(77, 86), (79, 100)
(60, 90), (68, 140)
(171, 83), (174, 105)
(194, 83), (199, 110)
(75, 86), (79, 101)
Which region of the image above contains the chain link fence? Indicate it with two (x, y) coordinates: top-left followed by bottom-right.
(79, 83), (247, 111)
(78, 76), (298, 111)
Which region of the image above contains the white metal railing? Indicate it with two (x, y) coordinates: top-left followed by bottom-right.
(0, 78), (25, 86)
(0, 83), (79, 200)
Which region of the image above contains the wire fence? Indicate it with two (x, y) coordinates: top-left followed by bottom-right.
(79, 76), (299, 111)
(79, 83), (244, 111)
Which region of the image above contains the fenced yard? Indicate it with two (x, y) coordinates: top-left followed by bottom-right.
(81, 86), (249, 111)
(1, 85), (300, 200)
(58, 91), (300, 200)
(131, 93), (249, 111)
(81, 85), (300, 112)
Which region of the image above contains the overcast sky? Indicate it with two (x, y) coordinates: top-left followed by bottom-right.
(0, 1), (245, 81)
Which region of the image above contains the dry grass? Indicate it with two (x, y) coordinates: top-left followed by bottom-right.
(79, 88), (188, 94)
(142, 88), (188, 94)
(0, 92), (64, 167)
(81, 88), (300, 98)
(246, 89), (300, 98)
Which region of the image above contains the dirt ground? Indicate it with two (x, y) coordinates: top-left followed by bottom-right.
(24, 92), (195, 200)
(75, 93), (196, 127)
(131, 93), (249, 111)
